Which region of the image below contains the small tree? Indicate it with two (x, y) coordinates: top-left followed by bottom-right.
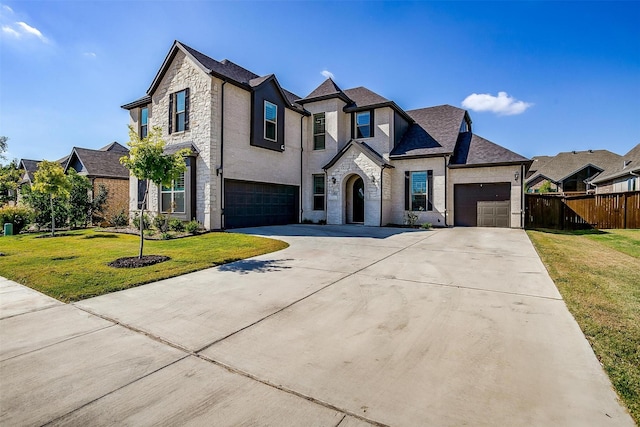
(539, 180), (554, 194)
(120, 126), (190, 259)
(32, 160), (71, 236)
(67, 169), (92, 228)
(0, 136), (7, 161)
(0, 159), (23, 205)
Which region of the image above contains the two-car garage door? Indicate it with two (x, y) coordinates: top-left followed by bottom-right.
(454, 183), (511, 227)
(224, 179), (299, 229)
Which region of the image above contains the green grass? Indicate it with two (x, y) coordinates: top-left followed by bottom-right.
(0, 229), (288, 302)
(527, 229), (640, 424)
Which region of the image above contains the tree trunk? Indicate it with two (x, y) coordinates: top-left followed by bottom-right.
(50, 194), (55, 237)
(139, 184), (148, 259)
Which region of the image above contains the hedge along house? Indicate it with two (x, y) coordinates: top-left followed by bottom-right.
(122, 41), (531, 230)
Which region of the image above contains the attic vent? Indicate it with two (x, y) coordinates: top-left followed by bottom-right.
(624, 160), (632, 168)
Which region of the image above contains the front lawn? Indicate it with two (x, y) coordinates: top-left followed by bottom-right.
(0, 229), (288, 302)
(527, 229), (639, 424)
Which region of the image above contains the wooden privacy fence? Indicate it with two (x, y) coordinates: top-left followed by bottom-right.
(525, 191), (640, 230)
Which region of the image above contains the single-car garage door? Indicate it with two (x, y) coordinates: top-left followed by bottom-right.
(454, 183), (511, 227)
(224, 179), (299, 229)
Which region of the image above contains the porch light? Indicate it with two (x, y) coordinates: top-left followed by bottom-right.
(514, 171), (519, 181)
(371, 174), (376, 183)
(331, 177), (336, 184)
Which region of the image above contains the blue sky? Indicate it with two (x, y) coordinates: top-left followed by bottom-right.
(1, 1), (638, 163)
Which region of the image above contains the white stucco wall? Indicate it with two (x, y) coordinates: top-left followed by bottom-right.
(356, 107), (393, 157)
(448, 165), (525, 228)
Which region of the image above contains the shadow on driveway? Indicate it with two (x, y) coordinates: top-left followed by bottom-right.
(218, 259), (293, 274)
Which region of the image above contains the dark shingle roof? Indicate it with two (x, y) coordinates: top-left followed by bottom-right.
(19, 159), (40, 183)
(343, 87), (390, 108)
(391, 105), (466, 158)
(525, 150), (622, 184)
(298, 78), (352, 104)
(67, 147), (130, 179)
(99, 141), (129, 152)
(323, 139), (393, 171)
(450, 132), (530, 167)
(591, 143), (640, 183)
(180, 43), (259, 85)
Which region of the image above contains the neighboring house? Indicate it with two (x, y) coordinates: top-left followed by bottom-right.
(64, 142), (131, 221)
(589, 143), (640, 193)
(525, 150), (622, 193)
(17, 156), (69, 203)
(121, 40), (531, 229)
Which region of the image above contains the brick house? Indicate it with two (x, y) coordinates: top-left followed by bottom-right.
(64, 142), (130, 222)
(121, 41), (531, 229)
(589, 144), (640, 193)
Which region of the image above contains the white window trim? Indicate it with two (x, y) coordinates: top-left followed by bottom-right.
(161, 174), (186, 214)
(264, 100), (277, 142)
(174, 90), (187, 133)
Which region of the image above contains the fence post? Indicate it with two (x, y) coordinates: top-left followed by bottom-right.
(623, 193), (627, 229)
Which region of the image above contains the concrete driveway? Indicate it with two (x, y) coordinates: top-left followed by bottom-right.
(0, 225), (633, 426)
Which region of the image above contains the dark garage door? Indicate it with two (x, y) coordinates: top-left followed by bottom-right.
(454, 183), (511, 227)
(224, 179), (299, 229)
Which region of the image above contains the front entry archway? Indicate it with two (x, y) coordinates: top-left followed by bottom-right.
(351, 177), (364, 223)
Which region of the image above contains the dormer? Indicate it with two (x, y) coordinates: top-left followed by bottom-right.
(459, 111), (472, 133)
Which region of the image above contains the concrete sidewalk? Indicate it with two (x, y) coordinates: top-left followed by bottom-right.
(0, 225), (634, 426)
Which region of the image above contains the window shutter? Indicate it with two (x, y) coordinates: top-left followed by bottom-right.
(184, 87), (190, 130)
(168, 93), (173, 134)
(351, 113), (355, 139)
(427, 170), (433, 211)
(370, 109), (375, 138)
(404, 171), (410, 210)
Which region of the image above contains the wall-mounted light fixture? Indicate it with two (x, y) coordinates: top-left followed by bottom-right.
(331, 177), (336, 184)
(514, 171), (519, 181)
(371, 174), (376, 183)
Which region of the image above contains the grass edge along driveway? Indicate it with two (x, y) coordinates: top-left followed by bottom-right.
(527, 229), (639, 425)
(0, 229), (288, 302)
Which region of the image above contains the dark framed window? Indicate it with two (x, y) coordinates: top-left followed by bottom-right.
(313, 174), (325, 210)
(169, 88), (189, 134)
(313, 113), (325, 150)
(161, 173), (186, 213)
(356, 111), (371, 138)
(137, 179), (147, 209)
(264, 101), (277, 141)
(140, 107), (148, 138)
(407, 170), (433, 211)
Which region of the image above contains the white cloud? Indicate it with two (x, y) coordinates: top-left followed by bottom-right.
(83, 52), (97, 58)
(16, 21), (47, 42)
(1, 25), (18, 37)
(2, 4), (14, 14)
(461, 91), (532, 116)
(321, 70), (334, 80)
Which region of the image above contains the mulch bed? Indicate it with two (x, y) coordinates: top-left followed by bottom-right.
(108, 255), (170, 268)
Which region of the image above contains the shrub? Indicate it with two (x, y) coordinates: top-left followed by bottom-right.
(132, 212), (150, 230)
(0, 205), (32, 234)
(160, 232), (172, 240)
(153, 213), (168, 232)
(405, 211), (418, 226)
(185, 220), (200, 234)
(318, 219), (327, 225)
(168, 218), (185, 232)
(420, 222), (432, 229)
(111, 210), (128, 228)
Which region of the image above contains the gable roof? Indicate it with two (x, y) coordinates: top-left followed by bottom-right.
(123, 40), (305, 114)
(341, 86), (414, 123)
(391, 105), (466, 158)
(323, 139), (393, 171)
(100, 141), (129, 152)
(297, 78), (352, 105)
(65, 146), (130, 179)
(591, 143), (640, 184)
(527, 155), (553, 175)
(248, 74), (306, 113)
(525, 150), (622, 184)
(449, 132), (531, 168)
(19, 159), (40, 183)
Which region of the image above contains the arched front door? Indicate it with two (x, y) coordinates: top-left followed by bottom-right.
(352, 177), (364, 223)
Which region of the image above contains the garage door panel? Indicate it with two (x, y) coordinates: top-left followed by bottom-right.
(225, 179), (299, 229)
(454, 183), (511, 227)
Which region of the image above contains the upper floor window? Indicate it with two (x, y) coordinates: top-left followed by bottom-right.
(459, 118), (471, 133)
(313, 113), (325, 150)
(161, 173), (185, 214)
(264, 101), (277, 141)
(140, 107), (148, 138)
(356, 111), (371, 138)
(169, 88), (189, 134)
(313, 174), (325, 210)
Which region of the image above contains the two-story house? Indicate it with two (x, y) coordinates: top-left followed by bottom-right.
(122, 41), (531, 230)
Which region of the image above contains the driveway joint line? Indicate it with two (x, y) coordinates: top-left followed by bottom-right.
(196, 353), (390, 427)
(194, 231), (441, 354)
(354, 272), (564, 301)
(0, 303), (63, 321)
(41, 355), (190, 426)
(0, 324), (115, 363)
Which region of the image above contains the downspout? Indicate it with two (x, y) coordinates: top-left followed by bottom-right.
(300, 114), (304, 223)
(379, 167), (384, 227)
(444, 155), (449, 226)
(521, 163), (525, 228)
(220, 80), (226, 229)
